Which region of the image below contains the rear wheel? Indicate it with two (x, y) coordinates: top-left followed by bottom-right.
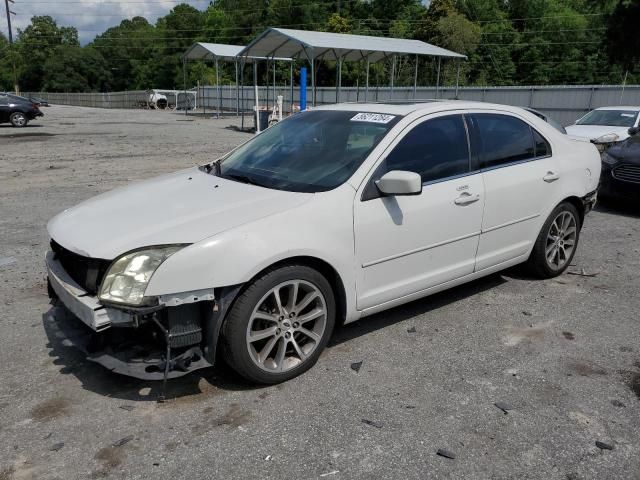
(222, 264), (335, 384)
(527, 202), (580, 278)
(10, 112), (28, 128)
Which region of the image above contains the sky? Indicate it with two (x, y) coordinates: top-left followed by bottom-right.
(1, 0), (209, 44)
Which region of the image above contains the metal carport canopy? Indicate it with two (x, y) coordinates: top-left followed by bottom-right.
(183, 42), (292, 62)
(238, 28), (467, 62)
(181, 42), (292, 119)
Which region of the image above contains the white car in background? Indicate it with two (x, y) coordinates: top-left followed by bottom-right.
(566, 106), (640, 143)
(46, 101), (601, 385)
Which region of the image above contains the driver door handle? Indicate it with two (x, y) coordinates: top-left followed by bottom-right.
(454, 192), (480, 206)
(543, 171), (560, 183)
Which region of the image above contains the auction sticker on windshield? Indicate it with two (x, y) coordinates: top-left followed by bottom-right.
(351, 113), (396, 124)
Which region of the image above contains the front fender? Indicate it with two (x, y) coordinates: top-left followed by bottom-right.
(145, 185), (359, 320)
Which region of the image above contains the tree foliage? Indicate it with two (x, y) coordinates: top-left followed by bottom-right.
(1, 0), (637, 93)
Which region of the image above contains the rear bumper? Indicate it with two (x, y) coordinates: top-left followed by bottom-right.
(28, 110), (43, 119)
(581, 189), (598, 215)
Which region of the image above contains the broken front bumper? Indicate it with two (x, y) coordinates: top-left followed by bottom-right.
(46, 251), (133, 331)
(45, 251), (214, 380)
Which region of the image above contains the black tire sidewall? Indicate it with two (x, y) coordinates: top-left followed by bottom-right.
(222, 265), (336, 384)
(530, 202), (581, 278)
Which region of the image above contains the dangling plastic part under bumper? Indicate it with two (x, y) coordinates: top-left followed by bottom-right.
(43, 304), (214, 380)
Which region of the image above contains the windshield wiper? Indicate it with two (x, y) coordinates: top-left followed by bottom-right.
(224, 173), (268, 188)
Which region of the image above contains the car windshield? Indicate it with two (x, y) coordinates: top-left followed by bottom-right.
(216, 110), (401, 193)
(576, 109), (639, 127)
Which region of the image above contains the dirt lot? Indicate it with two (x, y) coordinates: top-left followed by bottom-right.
(1, 105), (639, 480)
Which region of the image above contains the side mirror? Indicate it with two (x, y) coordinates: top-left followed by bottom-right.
(628, 126), (640, 136)
(375, 170), (422, 196)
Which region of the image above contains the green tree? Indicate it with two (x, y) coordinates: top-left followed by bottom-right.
(17, 16), (80, 91)
(92, 17), (158, 90)
(0, 33), (12, 91)
(42, 46), (112, 92)
(605, 0), (640, 72)
(154, 4), (205, 88)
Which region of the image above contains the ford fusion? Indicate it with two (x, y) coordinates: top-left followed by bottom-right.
(46, 102), (601, 384)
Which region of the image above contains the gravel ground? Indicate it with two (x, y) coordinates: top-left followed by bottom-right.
(1, 105), (639, 480)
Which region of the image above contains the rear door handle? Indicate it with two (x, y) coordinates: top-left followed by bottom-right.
(543, 171), (560, 183)
(454, 192), (480, 206)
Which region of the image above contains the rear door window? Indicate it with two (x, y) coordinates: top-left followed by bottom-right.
(472, 114), (535, 169)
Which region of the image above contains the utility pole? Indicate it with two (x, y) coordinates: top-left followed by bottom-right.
(4, 0), (13, 43)
(4, 0), (18, 93)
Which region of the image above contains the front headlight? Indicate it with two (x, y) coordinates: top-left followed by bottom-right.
(594, 133), (619, 144)
(601, 152), (618, 165)
(99, 245), (187, 306)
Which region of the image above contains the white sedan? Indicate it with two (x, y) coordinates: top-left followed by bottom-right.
(46, 101), (601, 384)
(566, 106), (640, 143)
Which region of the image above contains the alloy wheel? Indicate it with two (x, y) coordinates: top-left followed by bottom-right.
(246, 280), (327, 373)
(545, 211), (577, 270)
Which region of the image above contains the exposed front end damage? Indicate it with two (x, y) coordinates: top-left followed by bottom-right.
(45, 248), (238, 382)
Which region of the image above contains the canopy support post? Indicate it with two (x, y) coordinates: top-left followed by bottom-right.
(289, 60), (294, 114)
(436, 57), (441, 99)
(390, 55), (396, 98)
(301, 46), (316, 107)
(413, 54), (418, 99)
(336, 56), (342, 103)
(182, 56), (187, 117)
(266, 59), (270, 110)
(312, 57), (316, 107)
(241, 58), (245, 130)
(253, 60), (259, 133)
(235, 60), (239, 116)
(365, 58), (370, 102)
(455, 61), (461, 99)
(215, 57), (221, 119)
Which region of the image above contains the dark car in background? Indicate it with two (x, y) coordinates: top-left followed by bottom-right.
(29, 96), (50, 107)
(0, 93), (44, 127)
(599, 127), (640, 200)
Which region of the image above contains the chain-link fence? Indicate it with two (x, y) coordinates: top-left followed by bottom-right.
(24, 85), (640, 127)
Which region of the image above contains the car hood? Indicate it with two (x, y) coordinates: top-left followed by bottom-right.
(565, 124), (631, 142)
(606, 136), (640, 162)
(47, 167), (312, 259)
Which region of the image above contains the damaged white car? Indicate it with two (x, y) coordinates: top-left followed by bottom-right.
(46, 101), (600, 384)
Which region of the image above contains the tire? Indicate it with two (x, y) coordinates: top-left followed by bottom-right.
(222, 264), (336, 384)
(10, 112), (28, 128)
(526, 201), (581, 278)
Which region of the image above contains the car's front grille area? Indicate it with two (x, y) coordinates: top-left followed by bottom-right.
(612, 164), (640, 184)
(50, 240), (111, 294)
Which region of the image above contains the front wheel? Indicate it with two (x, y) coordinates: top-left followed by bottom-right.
(527, 202), (581, 278)
(10, 112), (28, 128)
(222, 265), (336, 384)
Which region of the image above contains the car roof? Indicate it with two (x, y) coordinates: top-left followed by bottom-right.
(593, 106), (640, 111)
(314, 100), (535, 116)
